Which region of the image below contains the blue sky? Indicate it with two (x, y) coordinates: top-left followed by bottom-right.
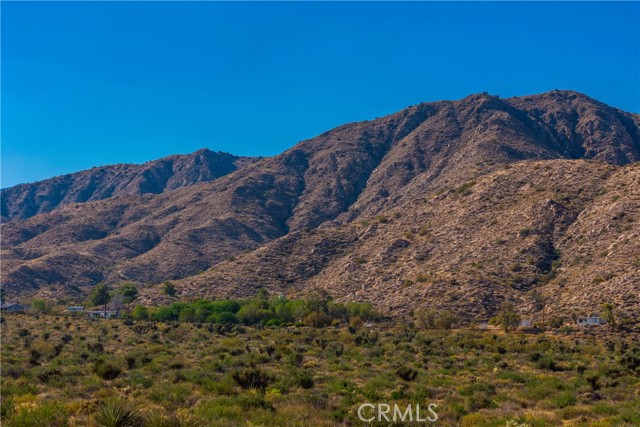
(2, 2), (639, 188)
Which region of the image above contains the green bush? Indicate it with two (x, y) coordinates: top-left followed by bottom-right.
(396, 366), (418, 382)
(6, 402), (69, 427)
(232, 368), (273, 390)
(94, 360), (122, 380)
(216, 312), (239, 325)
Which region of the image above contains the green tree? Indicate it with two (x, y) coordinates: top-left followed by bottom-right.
(494, 302), (521, 333)
(415, 309), (437, 329)
(163, 282), (177, 297)
(256, 288), (269, 308)
(88, 283), (111, 312)
(119, 284), (138, 304)
(415, 309), (456, 330)
(532, 291), (546, 328)
(237, 303), (271, 325)
(216, 312), (239, 325)
(30, 299), (51, 314)
(601, 302), (616, 327)
(178, 307), (196, 323)
(306, 287), (331, 328)
(130, 305), (149, 320)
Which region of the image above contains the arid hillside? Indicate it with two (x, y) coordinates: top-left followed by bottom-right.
(166, 160), (638, 321)
(2, 90), (639, 320)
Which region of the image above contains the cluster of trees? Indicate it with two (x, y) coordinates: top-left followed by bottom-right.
(87, 283), (138, 310)
(128, 289), (378, 327)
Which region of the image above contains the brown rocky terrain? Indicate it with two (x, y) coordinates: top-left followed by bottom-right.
(1, 90), (639, 320)
(170, 160), (638, 321)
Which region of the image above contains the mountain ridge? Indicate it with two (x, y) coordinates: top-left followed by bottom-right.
(1, 149), (260, 222)
(2, 90), (639, 320)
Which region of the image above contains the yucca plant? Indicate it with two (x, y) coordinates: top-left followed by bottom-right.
(94, 399), (142, 427)
(143, 411), (178, 427)
(174, 410), (207, 427)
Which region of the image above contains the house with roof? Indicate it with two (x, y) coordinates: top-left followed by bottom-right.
(85, 310), (120, 319)
(0, 303), (26, 313)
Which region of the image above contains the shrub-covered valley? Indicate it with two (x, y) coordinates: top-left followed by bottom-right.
(1, 292), (639, 427)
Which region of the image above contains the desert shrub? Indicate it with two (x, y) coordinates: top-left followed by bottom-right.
(281, 368), (315, 389)
(415, 274), (429, 283)
(536, 355), (562, 371)
(149, 384), (191, 408)
(396, 366), (418, 382)
(94, 360), (122, 380)
(36, 367), (62, 384)
(549, 391), (576, 408)
(94, 399), (142, 427)
(620, 346), (640, 373)
(29, 349), (41, 365)
(460, 413), (492, 427)
(459, 382), (497, 411)
(1, 396), (13, 419)
(127, 372), (154, 389)
(375, 215), (389, 223)
(6, 402), (69, 427)
(455, 180), (476, 195)
(549, 317), (564, 328)
(232, 368), (273, 390)
(586, 373), (600, 391)
(88, 341), (105, 353)
(325, 341), (344, 357)
(163, 282), (177, 297)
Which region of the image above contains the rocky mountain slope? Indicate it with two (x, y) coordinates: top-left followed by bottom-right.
(1, 149), (257, 221)
(2, 90), (639, 320)
(169, 160), (638, 320)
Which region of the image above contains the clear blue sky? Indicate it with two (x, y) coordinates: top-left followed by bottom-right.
(2, 2), (639, 188)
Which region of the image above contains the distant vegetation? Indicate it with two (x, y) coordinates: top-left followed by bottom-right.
(129, 290), (378, 328)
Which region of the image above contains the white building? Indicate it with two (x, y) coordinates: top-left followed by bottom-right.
(85, 310), (119, 319)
